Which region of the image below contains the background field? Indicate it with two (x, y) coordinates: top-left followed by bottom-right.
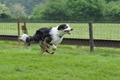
(0, 23), (120, 40)
(0, 41), (120, 80)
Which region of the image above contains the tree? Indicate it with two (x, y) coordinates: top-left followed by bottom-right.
(0, 0), (46, 15)
(104, 1), (120, 21)
(10, 3), (27, 18)
(67, 0), (105, 21)
(0, 3), (11, 18)
(105, 0), (118, 3)
(32, 0), (72, 21)
(31, 4), (44, 19)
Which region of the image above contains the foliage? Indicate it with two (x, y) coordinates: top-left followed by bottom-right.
(31, 0), (71, 21)
(32, 0), (106, 21)
(105, 0), (118, 3)
(104, 1), (120, 21)
(67, 0), (105, 21)
(31, 4), (44, 20)
(0, 0), (45, 15)
(10, 3), (28, 19)
(0, 3), (11, 18)
(1, 0), (120, 21)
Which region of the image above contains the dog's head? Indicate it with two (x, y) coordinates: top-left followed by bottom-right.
(57, 24), (73, 34)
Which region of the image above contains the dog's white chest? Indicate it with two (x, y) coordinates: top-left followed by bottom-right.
(50, 27), (64, 45)
(51, 36), (63, 45)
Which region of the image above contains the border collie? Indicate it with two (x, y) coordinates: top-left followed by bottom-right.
(19, 24), (73, 54)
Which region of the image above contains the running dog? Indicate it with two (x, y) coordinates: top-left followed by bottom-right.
(19, 24), (73, 54)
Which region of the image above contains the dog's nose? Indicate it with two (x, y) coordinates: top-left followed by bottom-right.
(71, 28), (73, 31)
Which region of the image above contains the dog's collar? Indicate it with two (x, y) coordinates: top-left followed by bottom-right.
(59, 36), (62, 38)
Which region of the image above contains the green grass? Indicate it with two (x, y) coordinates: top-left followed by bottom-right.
(0, 23), (120, 40)
(0, 41), (120, 80)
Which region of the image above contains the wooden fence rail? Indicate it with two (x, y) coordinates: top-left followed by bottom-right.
(0, 35), (120, 48)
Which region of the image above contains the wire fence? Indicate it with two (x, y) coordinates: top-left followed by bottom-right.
(0, 19), (120, 49)
(93, 23), (120, 40)
(0, 19), (120, 40)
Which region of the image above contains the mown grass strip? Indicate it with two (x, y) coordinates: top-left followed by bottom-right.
(0, 41), (120, 80)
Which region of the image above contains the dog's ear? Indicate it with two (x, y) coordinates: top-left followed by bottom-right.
(57, 24), (66, 30)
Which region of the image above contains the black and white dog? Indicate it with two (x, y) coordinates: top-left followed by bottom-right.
(19, 24), (73, 54)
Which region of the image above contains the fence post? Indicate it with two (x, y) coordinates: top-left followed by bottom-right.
(17, 18), (20, 45)
(23, 18), (28, 47)
(89, 22), (94, 52)
(21, 18), (28, 34)
(24, 18), (26, 28)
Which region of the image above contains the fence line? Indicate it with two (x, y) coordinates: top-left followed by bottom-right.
(0, 19), (120, 51)
(0, 19), (120, 40)
(0, 35), (120, 48)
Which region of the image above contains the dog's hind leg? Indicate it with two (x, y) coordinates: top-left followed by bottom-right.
(39, 45), (45, 54)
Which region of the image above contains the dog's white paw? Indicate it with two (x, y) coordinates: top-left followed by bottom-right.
(50, 44), (57, 50)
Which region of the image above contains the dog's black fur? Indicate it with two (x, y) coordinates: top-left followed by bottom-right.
(25, 28), (52, 46)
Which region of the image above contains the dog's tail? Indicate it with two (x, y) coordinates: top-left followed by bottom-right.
(19, 34), (29, 42)
(19, 34), (32, 46)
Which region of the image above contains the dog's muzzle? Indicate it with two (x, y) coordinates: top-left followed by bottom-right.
(65, 28), (73, 34)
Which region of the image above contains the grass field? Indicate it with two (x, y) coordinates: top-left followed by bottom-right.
(0, 41), (120, 80)
(0, 23), (120, 40)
